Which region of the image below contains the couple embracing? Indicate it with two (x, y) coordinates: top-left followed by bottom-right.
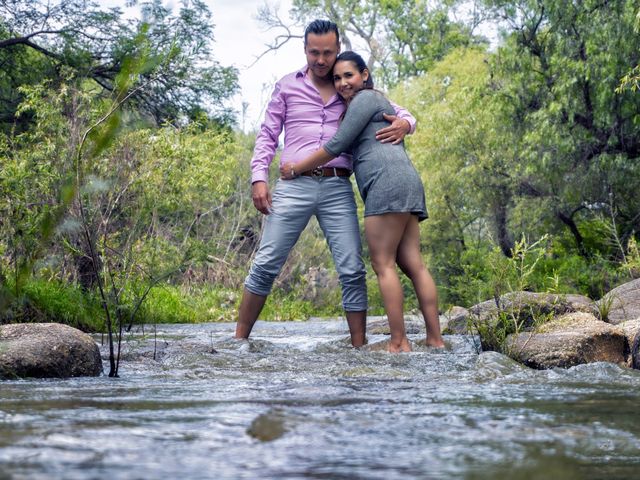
(234, 20), (444, 353)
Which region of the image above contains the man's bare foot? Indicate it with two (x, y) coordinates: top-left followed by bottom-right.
(388, 337), (412, 353)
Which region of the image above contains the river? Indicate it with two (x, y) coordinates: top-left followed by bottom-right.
(1, 319), (640, 479)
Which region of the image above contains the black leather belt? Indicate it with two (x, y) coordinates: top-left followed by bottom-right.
(300, 167), (351, 177)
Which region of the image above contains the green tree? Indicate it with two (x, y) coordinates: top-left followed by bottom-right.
(392, 47), (522, 303)
(258, 0), (482, 88)
(618, 8), (640, 92)
(0, 0), (239, 129)
(481, 0), (640, 257)
(390, 1), (640, 304)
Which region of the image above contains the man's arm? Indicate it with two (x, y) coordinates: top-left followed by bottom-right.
(251, 181), (272, 215)
(375, 100), (417, 144)
(250, 81), (286, 214)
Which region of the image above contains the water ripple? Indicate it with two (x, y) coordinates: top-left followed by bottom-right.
(2, 320), (639, 479)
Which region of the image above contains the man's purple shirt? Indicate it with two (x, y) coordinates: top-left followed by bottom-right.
(250, 66), (417, 184)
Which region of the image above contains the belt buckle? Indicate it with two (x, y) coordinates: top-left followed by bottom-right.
(312, 167), (323, 177)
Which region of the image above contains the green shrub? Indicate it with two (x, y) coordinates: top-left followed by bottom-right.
(1, 278), (105, 331)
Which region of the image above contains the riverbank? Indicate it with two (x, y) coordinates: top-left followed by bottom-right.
(0, 279), (346, 332)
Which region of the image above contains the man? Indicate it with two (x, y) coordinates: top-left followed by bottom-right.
(235, 19), (416, 347)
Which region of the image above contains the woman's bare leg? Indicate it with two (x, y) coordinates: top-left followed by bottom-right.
(365, 213), (412, 352)
(396, 216), (445, 348)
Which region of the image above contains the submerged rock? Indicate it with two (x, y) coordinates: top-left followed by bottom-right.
(505, 312), (626, 369)
(0, 323), (102, 379)
(247, 409), (288, 442)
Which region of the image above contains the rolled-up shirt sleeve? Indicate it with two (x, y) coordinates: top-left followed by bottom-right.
(251, 82), (285, 184)
(390, 100), (416, 134)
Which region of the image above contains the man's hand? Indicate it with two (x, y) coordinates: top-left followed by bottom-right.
(252, 181), (272, 215)
(375, 114), (411, 144)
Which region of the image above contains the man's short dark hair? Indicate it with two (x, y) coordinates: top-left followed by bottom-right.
(304, 19), (340, 46)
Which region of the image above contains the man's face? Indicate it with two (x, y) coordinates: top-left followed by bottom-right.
(304, 32), (339, 81)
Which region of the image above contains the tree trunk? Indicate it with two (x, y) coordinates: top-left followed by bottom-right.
(556, 211), (587, 257)
(493, 198), (514, 258)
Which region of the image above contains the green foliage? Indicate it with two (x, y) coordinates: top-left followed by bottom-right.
(444, 230), (625, 307)
(289, 0), (481, 88)
(0, 0), (239, 129)
(623, 236), (640, 278)
(114, 282), (243, 328)
(260, 292), (319, 322)
(2, 0), (640, 335)
(1, 278), (105, 332)
(0, 35), (252, 358)
(617, 8), (640, 92)
(389, 0), (640, 306)
(464, 237), (576, 352)
(484, 0), (640, 252)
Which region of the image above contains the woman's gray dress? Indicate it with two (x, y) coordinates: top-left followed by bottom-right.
(324, 89), (428, 221)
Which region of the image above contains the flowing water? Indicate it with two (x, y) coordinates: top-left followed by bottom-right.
(1, 319), (640, 479)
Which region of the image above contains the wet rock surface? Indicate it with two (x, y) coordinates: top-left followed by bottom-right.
(505, 312), (627, 369)
(0, 323), (102, 379)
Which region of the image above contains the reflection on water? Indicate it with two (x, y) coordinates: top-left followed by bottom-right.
(1, 320), (640, 479)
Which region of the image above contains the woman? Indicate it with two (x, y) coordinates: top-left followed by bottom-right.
(280, 51), (444, 352)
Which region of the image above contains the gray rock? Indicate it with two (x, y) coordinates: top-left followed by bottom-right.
(468, 292), (599, 352)
(0, 323), (103, 379)
(598, 278), (640, 325)
(442, 306), (469, 334)
(505, 312), (626, 369)
(247, 409), (288, 442)
(618, 318), (640, 347)
(618, 317), (640, 368)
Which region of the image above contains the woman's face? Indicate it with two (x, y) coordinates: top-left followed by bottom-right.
(333, 60), (369, 102)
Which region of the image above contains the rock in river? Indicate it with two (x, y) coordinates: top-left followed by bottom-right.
(0, 323), (102, 379)
(505, 312), (626, 369)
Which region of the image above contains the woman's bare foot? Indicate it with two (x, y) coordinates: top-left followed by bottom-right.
(388, 337), (412, 353)
(424, 337), (445, 348)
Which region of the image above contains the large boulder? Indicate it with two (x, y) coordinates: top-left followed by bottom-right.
(0, 323), (103, 379)
(598, 278), (640, 325)
(469, 291), (599, 352)
(618, 317), (640, 347)
(505, 312), (626, 369)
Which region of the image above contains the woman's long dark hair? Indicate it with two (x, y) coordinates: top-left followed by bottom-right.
(335, 51), (374, 89)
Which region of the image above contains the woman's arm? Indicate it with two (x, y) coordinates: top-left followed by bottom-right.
(280, 90), (378, 179)
(280, 148), (335, 179)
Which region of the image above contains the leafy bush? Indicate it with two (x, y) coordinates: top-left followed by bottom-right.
(1, 278), (104, 331)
